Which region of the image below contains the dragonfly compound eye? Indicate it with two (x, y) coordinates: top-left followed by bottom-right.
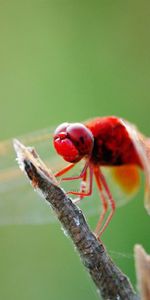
(53, 122), (94, 162)
(53, 122), (80, 162)
(67, 123), (94, 157)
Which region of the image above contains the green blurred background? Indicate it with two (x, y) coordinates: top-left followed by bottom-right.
(0, 1), (150, 299)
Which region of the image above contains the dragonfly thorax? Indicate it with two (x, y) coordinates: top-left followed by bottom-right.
(86, 117), (142, 167)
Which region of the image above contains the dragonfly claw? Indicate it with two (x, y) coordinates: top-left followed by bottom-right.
(72, 197), (81, 204)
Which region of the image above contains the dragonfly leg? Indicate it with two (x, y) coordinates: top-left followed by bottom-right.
(67, 165), (93, 198)
(94, 168), (108, 236)
(73, 169), (88, 203)
(96, 168), (116, 237)
(54, 163), (75, 177)
(79, 170), (88, 198)
(61, 159), (89, 181)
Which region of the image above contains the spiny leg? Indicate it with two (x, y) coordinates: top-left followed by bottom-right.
(97, 168), (116, 237)
(61, 159), (89, 181)
(72, 169), (88, 204)
(77, 168), (88, 197)
(94, 167), (108, 236)
(55, 162), (75, 177)
(55, 160), (93, 202)
(67, 165), (93, 197)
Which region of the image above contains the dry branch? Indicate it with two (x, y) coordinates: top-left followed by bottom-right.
(13, 139), (139, 300)
(135, 245), (150, 300)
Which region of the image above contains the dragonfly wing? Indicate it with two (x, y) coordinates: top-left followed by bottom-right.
(0, 175), (57, 225)
(0, 126), (56, 157)
(1, 121), (147, 225)
(101, 165), (140, 207)
(0, 126), (100, 225)
(122, 119), (150, 214)
(0, 126), (60, 225)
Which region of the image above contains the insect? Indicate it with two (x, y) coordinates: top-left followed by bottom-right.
(53, 116), (150, 236)
(0, 116), (149, 231)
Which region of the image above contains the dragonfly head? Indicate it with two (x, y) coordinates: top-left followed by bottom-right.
(53, 122), (94, 163)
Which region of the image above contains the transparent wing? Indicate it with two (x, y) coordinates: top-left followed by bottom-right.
(122, 119), (150, 215)
(0, 127), (100, 225)
(101, 165), (140, 207)
(0, 127), (61, 225)
(0, 123), (143, 226)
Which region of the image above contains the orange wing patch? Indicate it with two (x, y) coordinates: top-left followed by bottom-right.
(111, 165), (140, 195)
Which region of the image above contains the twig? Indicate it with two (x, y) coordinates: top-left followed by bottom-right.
(13, 139), (139, 300)
(134, 245), (150, 300)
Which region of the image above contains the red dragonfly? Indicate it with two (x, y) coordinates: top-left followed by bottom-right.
(53, 116), (150, 236)
(0, 116), (149, 232)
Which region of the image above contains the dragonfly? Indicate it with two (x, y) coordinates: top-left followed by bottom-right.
(53, 116), (150, 236)
(0, 116), (150, 232)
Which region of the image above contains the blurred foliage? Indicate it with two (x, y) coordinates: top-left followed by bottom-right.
(0, 1), (150, 299)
